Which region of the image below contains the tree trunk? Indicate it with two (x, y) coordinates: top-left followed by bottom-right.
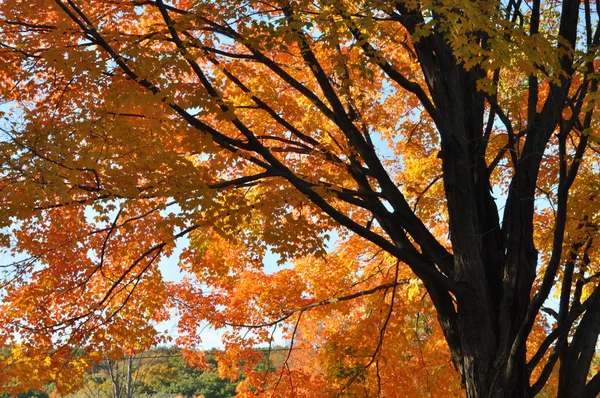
(409, 23), (541, 398)
(126, 355), (134, 398)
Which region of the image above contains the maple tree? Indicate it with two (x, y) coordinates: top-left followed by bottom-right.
(0, 0), (599, 396)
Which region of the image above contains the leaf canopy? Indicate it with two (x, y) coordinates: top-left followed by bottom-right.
(0, 0), (599, 396)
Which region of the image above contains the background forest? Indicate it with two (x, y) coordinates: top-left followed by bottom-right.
(1, 347), (278, 398)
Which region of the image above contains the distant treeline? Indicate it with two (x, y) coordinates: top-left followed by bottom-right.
(4, 346), (286, 398)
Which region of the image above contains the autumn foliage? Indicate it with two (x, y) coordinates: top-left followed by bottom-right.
(0, 0), (599, 397)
